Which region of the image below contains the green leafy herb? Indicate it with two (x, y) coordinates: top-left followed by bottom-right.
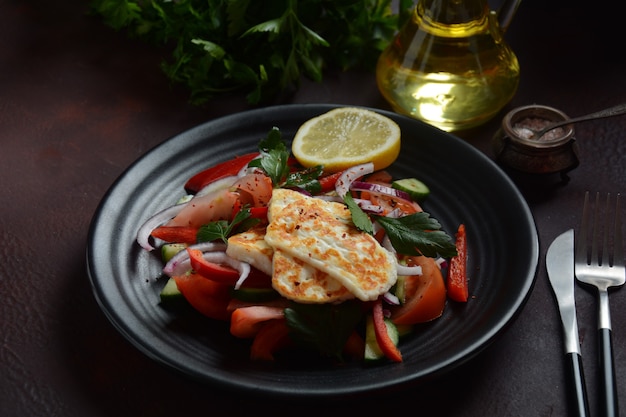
(343, 193), (374, 234)
(90, 0), (404, 104)
(284, 300), (364, 360)
(374, 212), (458, 258)
(250, 127), (323, 193)
(250, 127), (291, 186)
(196, 206), (259, 243)
(283, 166), (323, 194)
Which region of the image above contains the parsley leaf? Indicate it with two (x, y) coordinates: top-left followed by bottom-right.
(250, 127), (324, 193)
(90, 0), (402, 104)
(248, 127), (290, 186)
(283, 166), (323, 194)
(374, 212), (458, 258)
(343, 193), (374, 234)
(196, 207), (258, 244)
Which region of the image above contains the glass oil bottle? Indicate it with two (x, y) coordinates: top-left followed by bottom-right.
(376, 0), (521, 132)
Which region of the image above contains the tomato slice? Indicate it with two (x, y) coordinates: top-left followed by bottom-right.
(343, 330), (365, 359)
(232, 173), (273, 207)
(390, 256), (447, 325)
(184, 152), (259, 193)
(173, 272), (232, 321)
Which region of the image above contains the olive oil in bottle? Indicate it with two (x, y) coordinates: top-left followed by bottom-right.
(376, 0), (520, 132)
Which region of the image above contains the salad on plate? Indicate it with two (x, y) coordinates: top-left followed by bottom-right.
(135, 108), (468, 364)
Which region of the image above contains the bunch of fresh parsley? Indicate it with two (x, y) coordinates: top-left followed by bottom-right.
(90, 0), (413, 104)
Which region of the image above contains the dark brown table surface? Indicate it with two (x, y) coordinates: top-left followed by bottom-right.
(2, 1), (625, 416)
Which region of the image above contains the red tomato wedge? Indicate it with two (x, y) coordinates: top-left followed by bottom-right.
(173, 272), (232, 321)
(184, 152), (259, 193)
(390, 256), (447, 325)
(250, 319), (293, 361)
(447, 224), (469, 302)
(372, 299), (403, 362)
(231, 173), (273, 207)
(150, 226), (198, 244)
(230, 306), (285, 338)
(343, 331), (365, 359)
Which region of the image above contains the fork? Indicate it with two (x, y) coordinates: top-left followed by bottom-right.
(575, 191), (625, 417)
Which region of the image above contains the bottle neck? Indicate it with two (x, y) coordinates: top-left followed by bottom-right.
(416, 0), (490, 25)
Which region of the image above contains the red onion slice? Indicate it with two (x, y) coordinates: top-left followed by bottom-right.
(136, 203), (188, 251)
(383, 291), (400, 305)
(397, 264), (423, 276)
(335, 162), (374, 198)
(350, 181), (412, 201)
(195, 175), (239, 197)
(353, 198), (384, 214)
(163, 242), (227, 276)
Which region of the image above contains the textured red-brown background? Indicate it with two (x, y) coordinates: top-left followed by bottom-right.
(1, 1), (625, 416)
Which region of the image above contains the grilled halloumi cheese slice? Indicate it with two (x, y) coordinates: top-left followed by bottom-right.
(226, 213), (353, 303)
(272, 249), (354, 303)
(265, 189), (397, 302)
(226, 226), (273, 276)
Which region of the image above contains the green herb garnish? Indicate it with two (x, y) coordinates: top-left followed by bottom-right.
(374, 212), (458, 258)
(196, 206), (259, 243)
(343, 192), (374, 234)
(284, 300), (364, 361)
(250, 127), (323, 193)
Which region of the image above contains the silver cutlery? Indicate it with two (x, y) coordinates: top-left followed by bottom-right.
(547, 229), (590, 417)
(575, 192), (624, 417)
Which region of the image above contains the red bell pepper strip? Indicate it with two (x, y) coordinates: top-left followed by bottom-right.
(187, 248), (240, 284)
(151, 226), (198, 244)
(250, 319), (293, 361)
(231, 200), (269, 222)
(318, 170), (345, 192)
(447, 223), (468, 302)
(372, 299), (403, 362)
(184, 152), (259, 193)
(230, 306), (285, 338)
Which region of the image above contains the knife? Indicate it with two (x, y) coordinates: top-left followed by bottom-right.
(546, 229), (590, 417)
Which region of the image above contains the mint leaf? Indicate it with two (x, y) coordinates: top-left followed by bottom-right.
(374, 212), (457, 258)
(343, 193), (373, 234)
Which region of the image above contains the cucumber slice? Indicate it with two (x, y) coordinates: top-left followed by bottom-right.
(159, 277), (187, 307)
(392, 178), (430, 202)
(393, 275), (407, 304)
(364, 315), (400, 362)
(161, 243), (188, 263)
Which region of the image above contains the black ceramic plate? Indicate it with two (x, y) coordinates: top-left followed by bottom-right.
(87, 104), (538, 399)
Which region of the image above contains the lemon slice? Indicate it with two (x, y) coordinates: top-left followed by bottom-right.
(291, 107), (401, 173)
